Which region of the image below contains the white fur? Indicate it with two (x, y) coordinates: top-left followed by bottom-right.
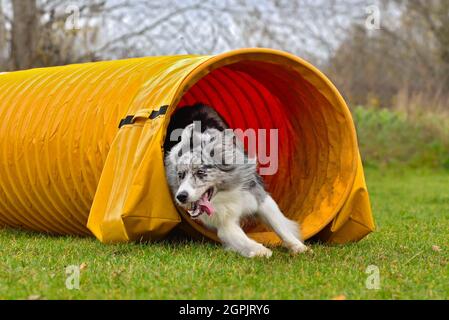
(177, 174), (206, 202)
(166, 121), (308, 258)
(258, 196), (308, 254)
(199, 188), (308, 258)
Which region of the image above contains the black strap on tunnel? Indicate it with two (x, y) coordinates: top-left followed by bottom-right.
(118, 105), (169, 128)
(118, 115), (134, 128)
(149, 105), (169, 119)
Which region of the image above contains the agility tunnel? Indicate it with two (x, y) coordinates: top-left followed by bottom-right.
(0, 48), (374, 244)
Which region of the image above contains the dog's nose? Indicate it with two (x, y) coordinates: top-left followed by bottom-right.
(176, 191), (189, 204)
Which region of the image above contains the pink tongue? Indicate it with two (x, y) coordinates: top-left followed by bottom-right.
(198, 193), (214, 216)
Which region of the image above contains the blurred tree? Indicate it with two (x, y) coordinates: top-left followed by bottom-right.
(402, 0), (449, 88)
(0, 0), (8, 68)
(1, 0), (447, 113)
(0, 0), (105, 70)
(11, 0), (39, 70)
(327, 0), (449, 110)
(0, 0), (369, 71)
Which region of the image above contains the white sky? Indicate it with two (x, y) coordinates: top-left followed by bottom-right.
(1, 0), (385, 65)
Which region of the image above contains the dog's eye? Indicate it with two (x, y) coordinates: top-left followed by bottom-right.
(196, 169), (207, 178)
(178, 172), (186, 180)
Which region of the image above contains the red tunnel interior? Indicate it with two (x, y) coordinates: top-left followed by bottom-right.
(174, 60), (356, 239)
(178, 64), (296, 191)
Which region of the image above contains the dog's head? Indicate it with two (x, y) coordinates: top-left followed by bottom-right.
(166, 124), (257, 218)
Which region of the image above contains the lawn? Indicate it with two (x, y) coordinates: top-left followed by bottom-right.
(0, 167), (448, 300)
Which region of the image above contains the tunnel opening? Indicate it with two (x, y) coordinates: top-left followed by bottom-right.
(165, 56), (358, 243)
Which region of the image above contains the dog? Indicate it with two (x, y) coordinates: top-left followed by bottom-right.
(164, 103), (308, 258)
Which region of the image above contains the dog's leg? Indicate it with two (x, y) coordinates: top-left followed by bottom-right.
(216, 221), (272, 258)
(258, 196), (309, 254)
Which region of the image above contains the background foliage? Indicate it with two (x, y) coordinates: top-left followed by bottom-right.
(1, 0), (448, 168)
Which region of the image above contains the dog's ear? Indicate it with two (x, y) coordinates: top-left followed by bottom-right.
(182, 123), (202, 148)
(167, 143), (181, 167)
(164, 151), (180, 194)
(180, 123), (193, 142)
(167, 127), (195, 166)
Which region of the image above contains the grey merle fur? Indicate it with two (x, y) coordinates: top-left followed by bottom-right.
(164, 103), (266, 202)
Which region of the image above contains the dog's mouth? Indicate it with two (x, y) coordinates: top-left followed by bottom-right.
(186, 187), (215, 219)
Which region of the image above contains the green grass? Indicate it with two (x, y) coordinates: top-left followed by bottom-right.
(0, 167), (448, 300)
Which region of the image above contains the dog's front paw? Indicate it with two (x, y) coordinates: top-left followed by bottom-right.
(247, 246), (273, 258)
(287, 242), (310, 255)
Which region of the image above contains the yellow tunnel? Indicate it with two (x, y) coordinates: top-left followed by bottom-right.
(0, 48), (374, 245)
